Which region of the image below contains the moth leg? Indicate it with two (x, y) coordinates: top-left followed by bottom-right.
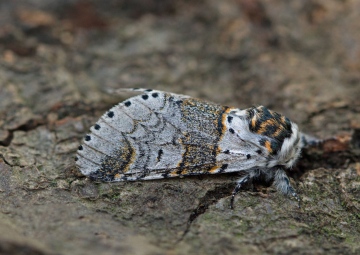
(230, 175), (250, 209)
(273, 168), (301, 208)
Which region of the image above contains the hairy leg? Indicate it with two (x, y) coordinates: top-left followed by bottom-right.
(230, 169), (267, 209)
(273, 168), (300, 207)
(230, 168), (300, 209)
(230, 175), (250, 209)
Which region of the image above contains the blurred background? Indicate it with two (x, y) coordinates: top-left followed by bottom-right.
(0, 1), (359, 254)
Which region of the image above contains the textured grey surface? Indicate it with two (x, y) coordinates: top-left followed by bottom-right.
(0, 1), (359, 254)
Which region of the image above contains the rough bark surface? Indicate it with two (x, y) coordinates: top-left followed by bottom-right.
(0, 1), (359, 254)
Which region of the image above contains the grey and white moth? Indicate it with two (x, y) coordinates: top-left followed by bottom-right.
(76, 88), (316, 208)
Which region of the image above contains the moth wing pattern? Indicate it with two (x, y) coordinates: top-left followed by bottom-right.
(76, 88), (269, 182)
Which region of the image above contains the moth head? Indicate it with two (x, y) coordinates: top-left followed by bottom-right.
(247, 106), (302, 168)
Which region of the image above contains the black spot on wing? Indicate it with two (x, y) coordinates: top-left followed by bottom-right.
(107, 111), (114, 118)
(219, 164), (228, 173)
(157, 149), (163, 162)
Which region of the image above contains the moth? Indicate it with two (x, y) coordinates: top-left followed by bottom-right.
(75, 88), (316, 208)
